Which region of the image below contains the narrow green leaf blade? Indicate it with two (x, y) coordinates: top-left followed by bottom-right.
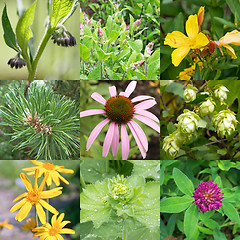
(51, 0), (74, 28)
(80, 43), (90, 62)
(16, 1), (37, 56)
(173, 168), (194, 196)
(184, 204), (199, 239)
(222, 202), (240, 224)
(2, 5), (20, 52)
(160, 196), (193, 213)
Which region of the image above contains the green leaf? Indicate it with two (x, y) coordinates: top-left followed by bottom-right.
(80, 178), (112, 228)
(214, 16), (235, 28)
(58, 0), (79, 24)
(80, 44), (90, 62)
(222, 202), (240, 224)
(193, 63), (202, 80)
(51, 0), (74, 28)
(108, 30), (119, 43)
(2, 5), (20, 52)
(184, 204), (199, 239)
(97, 48), (112, 62)
(226, 0), (240, 20)
(16, 1), (37, 56)
(213, 229), (227, 240)
(147, 50), (160, 80)
(160, 196), (193, 213)
(129, 40), (143, 53)
(173, 168), (194, 196)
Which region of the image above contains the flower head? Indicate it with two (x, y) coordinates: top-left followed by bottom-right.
(164, 14), (209, 66)
(22, 160), (74, 186)
(21, 218), (36, 231)
(214, 85), (229, 102)
(10, 170), (62, 224)
(199, 98), (215, 116)
(192, 180), (224, 212)
(80, 81), (160, 160)
(7, 51), (27, 69)
(183, 87), (197, 103)
(32, 213), (75, 240)
(144, 41), (154, 57)
(0, 219), (13, 230)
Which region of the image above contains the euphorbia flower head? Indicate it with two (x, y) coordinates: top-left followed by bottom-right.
(192, 180), (224, 212)
(164, 14), (209, 66)
(80, 81), (160, 160)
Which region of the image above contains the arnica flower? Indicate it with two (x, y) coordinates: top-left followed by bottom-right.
(164, 14), (209, 66)
(21, 218), (36, 231)
(80, 81), (160, 160)
(32, 213), (75, 240)
(22, 160), (74, 186)
(10, 170), (62, 224)
(192, 180), (224, 212)
(0, 219), (13, 230)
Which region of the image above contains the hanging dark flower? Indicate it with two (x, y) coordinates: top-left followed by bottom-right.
(51, 26), (76, 47)
(7, 52), (27, 69)
(192, 180), (224, 212)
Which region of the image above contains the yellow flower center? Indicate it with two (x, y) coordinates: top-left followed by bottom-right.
(49, 227), (59, 236)
(27, 191), (40, 204)
(42, 162), (55, 170)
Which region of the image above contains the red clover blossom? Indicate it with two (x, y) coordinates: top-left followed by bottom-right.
(191, 180), (224, 212)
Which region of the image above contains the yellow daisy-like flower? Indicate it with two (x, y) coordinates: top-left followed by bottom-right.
(10, 170), (62, 224)
(32, 213), (75, 240)
(164, 14), (209, 66)
(21, 217), (36, 231)
(0, 219), (13, 230)
(22, 160), (74, 186)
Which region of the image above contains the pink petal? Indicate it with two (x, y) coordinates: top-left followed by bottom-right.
(127, 120), (147, 159)
(111, 123), (119, 157)
(91, 92), (106, 105)
(86, 119), (110, 151)
(121, 124), (129, 160)
(135, 109), (159, 123)
(124, 81), (137, 97)
(133, 115), (160, 133)
(102, 122), (115, 157)
(109, 86), (117, 97)
(134, 100), (157, 110)
(80, 109), (105, 118)
(119, 92), (125, 96)
(131, 95), (154, 103)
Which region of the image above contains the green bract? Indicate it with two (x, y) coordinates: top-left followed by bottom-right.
(199, 98), (215, 116)
(214, 85), (229, 102)
(183, 87), (197, 103)
(0, 81), (79, 160)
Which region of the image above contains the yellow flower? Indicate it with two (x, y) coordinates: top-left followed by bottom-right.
(164, 14), (209, 66)
(10, 170), (62, 224)
(21, 218), (36, 231)
(32, 213), (75, 240)
(178, 67), (194, 80)
(218, 30), (240, 59)
(22, 160), (74, 186)
(0, 219), (13, 230)
(198, 6), (204, 26)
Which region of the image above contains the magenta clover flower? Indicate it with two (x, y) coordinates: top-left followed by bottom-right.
(80, 81), (160, 160)
(191, 180), (224, 212)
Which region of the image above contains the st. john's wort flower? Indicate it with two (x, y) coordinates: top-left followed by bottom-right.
(80, 81), (160, 160)
(192, 180), (224, 212)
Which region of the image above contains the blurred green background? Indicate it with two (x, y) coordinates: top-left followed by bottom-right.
(0, 0), (79, 80)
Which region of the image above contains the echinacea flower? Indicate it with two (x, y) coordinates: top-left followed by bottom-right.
(22, 160), (74, 186)
(192, 180), (224, 212)
(32, 213), (75, 240)
(10, 170), (62, 224)
(164, 14), (209, 66)
(0, 219), (13, 230)
(80, 81), (160, 160)
(21, 218), (36, 231)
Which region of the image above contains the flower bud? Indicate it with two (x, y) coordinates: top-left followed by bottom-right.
(97, 28), (105, 44)
(177, 110), (199, 134)
(214, 86), (229, 102)
(131, 60), (145, 70)
(183, 88), (196, 103)
(212, 110), (238, 138)
(199, 98), (215, 116)
(51, 27), (76, 47)
(132, 19), (141, 31)
(144, 41), (154, 57)
(7, 52), (27, 69)
(163, 134), (180, 158)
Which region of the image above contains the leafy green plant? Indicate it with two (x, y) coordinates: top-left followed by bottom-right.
(80, 160), (160, 240)
(0, 81), (80, 160)
(1, 0), (79, 80)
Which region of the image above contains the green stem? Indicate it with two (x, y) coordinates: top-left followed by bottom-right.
(100, 61), (103, 80)
(46, 184), (50, 223)
(106, 160), (109, 173)
(117, 160), (121, 172)
(122, 229), (127, 240)
(80, 170), (86, 188)
(28, 28), (54, 80)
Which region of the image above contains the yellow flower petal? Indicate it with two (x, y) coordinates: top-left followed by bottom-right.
(20, 173), (33, 192)
(15, 202), (32, 222)
(192, 32), (209, 49)
(52, 172), (61, 186)
(171, 46), (190, 66)
(36, 203), (47, 224)
(59, 220), (71, 229)
(57, 173), (69, 185)
(59, 228), (75, 234)
(40, 188), (62, 199)
(39, 199), (59, 215)
(198, 6), (205, 26)
(56, 235), (64, 240)
(186, 14), (198, 40)
(224, 45), (237, 59)
(10, 198), (27, 213)
(219, 30), (240, 46)
(164, 31), (189, 48)
(13, 192), (27, 202)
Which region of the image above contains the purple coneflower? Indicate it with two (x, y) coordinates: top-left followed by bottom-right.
(80, 81), (160, 160)
(192, 180), (224, 212)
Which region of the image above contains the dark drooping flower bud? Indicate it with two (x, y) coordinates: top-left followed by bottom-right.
(51, 26), (76, 47)
(7, 52), (27, 69)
